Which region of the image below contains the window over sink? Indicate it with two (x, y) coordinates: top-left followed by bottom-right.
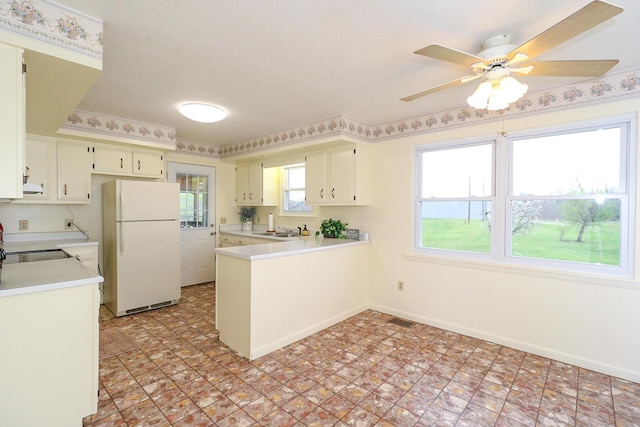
(282, 164), (312, 214)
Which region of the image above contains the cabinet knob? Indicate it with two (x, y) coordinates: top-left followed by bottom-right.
(331, 188), (335, 198)
(120, 158), (123, 169)
(320, 188), (324, 199)
(137, 160), (141, 170)
(64, 184), (68, 195)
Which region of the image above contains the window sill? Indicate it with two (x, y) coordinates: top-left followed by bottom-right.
(404, 251), (639, 291)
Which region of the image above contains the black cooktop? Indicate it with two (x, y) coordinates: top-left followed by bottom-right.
(2, 249), (71, 264)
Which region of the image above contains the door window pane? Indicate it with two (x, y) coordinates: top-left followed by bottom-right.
(177, 172), (209, 228)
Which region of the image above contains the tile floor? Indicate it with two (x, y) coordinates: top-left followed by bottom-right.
(84, 283), (640, 427)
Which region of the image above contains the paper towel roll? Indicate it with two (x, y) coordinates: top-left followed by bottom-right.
(268, 213), (274, 231)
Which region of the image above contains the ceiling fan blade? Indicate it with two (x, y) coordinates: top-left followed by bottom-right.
(509, 0), (623, 62)
(506, 53), (529, 67)
(401, 75), (476, 102)
(525, 59), (619, 77)
(414, 44), (485, 67)
(509, 65), (535, 75)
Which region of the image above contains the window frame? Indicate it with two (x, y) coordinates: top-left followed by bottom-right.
(281, 163), (313, 215)
(414, 115), (636, 278)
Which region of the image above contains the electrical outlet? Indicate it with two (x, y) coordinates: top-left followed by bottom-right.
(19, 219), (28, 231)
(397, 281), (404, 291)
(220, 217), (227, 224)
(65, 219), (74, 229)
(256, 216), (261, 224)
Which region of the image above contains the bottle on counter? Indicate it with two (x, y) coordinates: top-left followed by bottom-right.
(302, 225), (309, 236)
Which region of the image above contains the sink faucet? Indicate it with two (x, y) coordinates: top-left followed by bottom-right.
(297, 227), (302, 235)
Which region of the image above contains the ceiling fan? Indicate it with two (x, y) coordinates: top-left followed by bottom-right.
(401, 0), (623, 110)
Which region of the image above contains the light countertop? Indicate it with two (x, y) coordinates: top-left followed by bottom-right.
(0, 232), (102, 298)
(215, 236), (370, 261)
(0, 258), (103, 297)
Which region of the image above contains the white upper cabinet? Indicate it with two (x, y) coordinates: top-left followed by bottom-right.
(305, 144), (371, 206)
(133, 150), (163, 177)
(236, 162), (277, 206)
(92, 144), (164, 178)
(92, 145), (132, 174)
(58, 141), (91, 203)
(0, 43), (25, 199)
(16, 136), (56, 203)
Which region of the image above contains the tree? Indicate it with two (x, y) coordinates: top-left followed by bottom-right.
(560, 183), (619, 242)
(511, 200), (543, 235)
(484, 200), (542, 235)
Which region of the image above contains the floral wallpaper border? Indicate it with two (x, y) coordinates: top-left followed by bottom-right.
(61, 67), (640, 159)
(215, 66), (640, 158)
(0, 0), (102, 61)
(60, 110), (176, 148)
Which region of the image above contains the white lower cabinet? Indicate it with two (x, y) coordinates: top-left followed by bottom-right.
(0, 283), (100, 426)
(60, 243), (99, 274)
(219, 233), (275, 247)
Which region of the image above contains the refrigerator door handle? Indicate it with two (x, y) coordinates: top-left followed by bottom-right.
(120, 222), (125, 255)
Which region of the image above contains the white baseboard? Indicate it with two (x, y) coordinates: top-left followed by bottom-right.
(370, 303), (640, 383)
(250, 303), (369, 360)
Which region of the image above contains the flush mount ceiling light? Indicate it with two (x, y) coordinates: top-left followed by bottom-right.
(178, 102), (227, 123)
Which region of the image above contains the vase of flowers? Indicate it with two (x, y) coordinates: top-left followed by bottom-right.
(239, 207), (256, 232)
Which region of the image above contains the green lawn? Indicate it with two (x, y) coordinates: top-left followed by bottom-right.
(421, 219), (620, 265)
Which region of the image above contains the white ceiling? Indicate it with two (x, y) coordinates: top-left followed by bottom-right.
(56, 0), (640, 147)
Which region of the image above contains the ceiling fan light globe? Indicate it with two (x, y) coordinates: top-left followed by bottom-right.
(467, 81), (493, 109)
(498, 76), (528, 103)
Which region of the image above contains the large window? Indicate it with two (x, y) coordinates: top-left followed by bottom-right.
(416, 117), (634, 276)
(282, 164), (312, 213)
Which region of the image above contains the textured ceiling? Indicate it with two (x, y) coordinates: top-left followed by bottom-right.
(56, 0), (640, 146)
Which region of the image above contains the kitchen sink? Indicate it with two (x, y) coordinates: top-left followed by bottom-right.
(255, 232), (297, 238)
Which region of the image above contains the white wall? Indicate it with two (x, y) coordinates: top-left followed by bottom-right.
(363, 98), (640, 382)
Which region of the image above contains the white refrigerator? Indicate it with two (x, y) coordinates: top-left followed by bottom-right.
(103, 180), (181, 316)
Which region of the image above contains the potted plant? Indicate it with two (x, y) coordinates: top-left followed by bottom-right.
(316, 218), (348, 238)
(238, 207), (256, 231)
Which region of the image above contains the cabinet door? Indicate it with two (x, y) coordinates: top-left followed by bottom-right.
(93, 145), (132, 174)
(0, 44), (24, 199)
(58, 141), (91, 203)
(305, 151), (327, 204)
(247, 162), (263, 204)
(133, 150), (163, 177)
(21, 136), (55, 202)
(236, 164), (249, 204)
(327, 147), (354, 204)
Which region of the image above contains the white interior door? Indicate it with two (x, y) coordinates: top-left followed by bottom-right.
(168, 163), (216, 287)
